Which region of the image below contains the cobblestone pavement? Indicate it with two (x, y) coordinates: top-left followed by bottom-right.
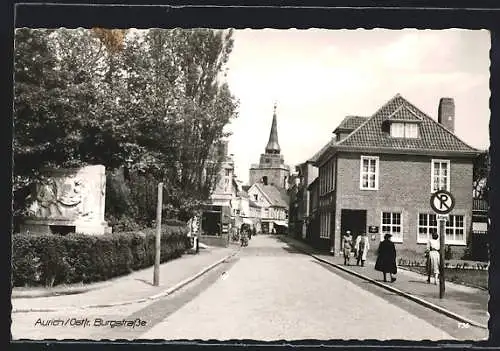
(141, 235), (454, 341)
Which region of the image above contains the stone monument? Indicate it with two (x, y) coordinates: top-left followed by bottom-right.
(20, 165), (112, 235)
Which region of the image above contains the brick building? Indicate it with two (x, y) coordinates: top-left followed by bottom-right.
(311, 94), (480, 258)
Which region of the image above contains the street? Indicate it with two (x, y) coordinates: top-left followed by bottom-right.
(13, 234), (487, 341)
(141, 235), (453, 341)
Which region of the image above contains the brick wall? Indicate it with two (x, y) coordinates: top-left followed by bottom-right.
(332, 152), (473, 258)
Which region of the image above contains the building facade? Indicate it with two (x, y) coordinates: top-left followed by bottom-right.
(247, 183), (289, 234)
(311, 94), (480, 258)
(288, 160), (320, 240)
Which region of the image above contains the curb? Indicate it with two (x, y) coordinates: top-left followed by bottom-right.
(280, 237), (488, 330)
(12, 282), (113, 299)
(12, 250), (239, 314)
(397, 266), (489, 292)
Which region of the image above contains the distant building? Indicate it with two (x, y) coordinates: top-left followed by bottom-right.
(208, 141), (238, 209)
(247, 182), (289, 234)
(249, 103), (291, 190)
(201, 140), (239, 246)
(246, 103), (290, 233)
(288, 161), (319, 240)
(307, 94), (480, 258)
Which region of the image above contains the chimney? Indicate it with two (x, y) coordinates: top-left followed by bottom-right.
(438, 98), (455, 133)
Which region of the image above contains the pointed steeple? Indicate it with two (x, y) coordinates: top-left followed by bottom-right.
(265, 102), (281, 154)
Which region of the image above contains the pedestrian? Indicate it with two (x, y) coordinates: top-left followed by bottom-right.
(342, 230), (354, 266)
(355, 232), (370, 267)
(240, 224), (249, 247)
(375, 233), (397, 282)
(426, 232), (440, 285)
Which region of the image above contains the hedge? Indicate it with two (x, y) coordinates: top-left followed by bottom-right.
(12, 225), (190, 287)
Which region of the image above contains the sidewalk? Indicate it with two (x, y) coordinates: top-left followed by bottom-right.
(12, 245), (238, 313)
(279, 235), (488, 329)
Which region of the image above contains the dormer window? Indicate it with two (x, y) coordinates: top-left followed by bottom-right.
(390, 122), (419, 138)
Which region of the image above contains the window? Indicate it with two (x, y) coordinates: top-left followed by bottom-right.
(224, 178), (229, 192)
(418, 213), (438, 243)
(360, 156), (379, 190)
(431, 159), (450, 192)
(418, 213), (466, 245)
(254, 194), (258, 201)
(381, 212), (402, 242)
(445, 215), (466, 244)
(390, 122), (419, 138)
(225, 169), (231, 177)
(320, 213), (330, 239)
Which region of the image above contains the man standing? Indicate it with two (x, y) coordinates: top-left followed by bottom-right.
(355, 232), (370, 267)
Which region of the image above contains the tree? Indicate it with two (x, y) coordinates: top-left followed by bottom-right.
(13, 28), (239, 224)
(473, 150), (489, 201)
(118, 29), (238, 221)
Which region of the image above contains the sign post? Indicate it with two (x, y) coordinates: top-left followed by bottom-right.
(430, 189), (455, 299)
(153, 182), (163, 287)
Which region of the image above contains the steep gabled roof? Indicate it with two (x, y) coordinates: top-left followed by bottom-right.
(386, 104), (423, 122)
(334, 115), (369, 132)
(254, 183), (289, 208)
(335, 94), (480, 155)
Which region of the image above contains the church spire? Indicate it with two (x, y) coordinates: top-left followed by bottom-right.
(265, 102), (281, 154)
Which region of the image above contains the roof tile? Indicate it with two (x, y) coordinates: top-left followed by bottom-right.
(256, 183), (289, 208)
(336, 94), (479, 153)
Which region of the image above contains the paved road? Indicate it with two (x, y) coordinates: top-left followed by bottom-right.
(15, 235), (480, 341)
(141, 235), (453, 341)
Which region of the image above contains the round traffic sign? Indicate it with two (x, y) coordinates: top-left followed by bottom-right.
(430, 190), (455, 215)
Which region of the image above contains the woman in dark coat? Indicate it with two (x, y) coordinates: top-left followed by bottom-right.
(375, 234), (397, 282)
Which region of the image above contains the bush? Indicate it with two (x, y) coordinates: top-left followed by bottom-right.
(12, 225), (190, 287)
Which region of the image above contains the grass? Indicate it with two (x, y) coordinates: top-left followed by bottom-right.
(403, 266), (488, 290)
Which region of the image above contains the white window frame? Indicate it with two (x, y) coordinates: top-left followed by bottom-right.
(380, 211), (403, 243)
(417, 213), (466, 245)
(445, 215), (467, 245)
(405, 123), (419, 138)
(360, 156), (379, 190)
(431, 159), (450, 193)
(390, 122), (419, 138)
(417, 213), (438, 244)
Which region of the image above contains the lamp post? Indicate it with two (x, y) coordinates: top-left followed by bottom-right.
(153, 182), (163, 286)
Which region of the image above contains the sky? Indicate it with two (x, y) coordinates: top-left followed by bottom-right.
(222, 29), (491, 185)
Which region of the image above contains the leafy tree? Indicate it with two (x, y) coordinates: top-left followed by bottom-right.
(13, 28), (239, 225)
(473, 150), (489, 201)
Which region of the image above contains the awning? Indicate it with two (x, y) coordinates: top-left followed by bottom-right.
(274, 220), (288, 227)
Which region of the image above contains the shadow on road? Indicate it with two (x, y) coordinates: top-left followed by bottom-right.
(135, 278), (155, 286)
(281, 246), (303, 254)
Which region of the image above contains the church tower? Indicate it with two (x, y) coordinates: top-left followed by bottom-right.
(249, 103), (291, 189)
